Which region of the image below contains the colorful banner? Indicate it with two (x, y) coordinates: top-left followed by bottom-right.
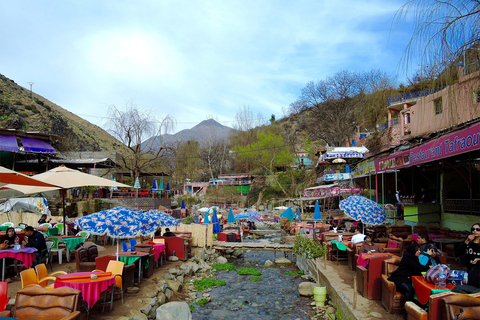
(317, 173), (352, 182)
(303, 187), (362, 198)
(375, 121), (480, 173)
(352, 159), (375, 178)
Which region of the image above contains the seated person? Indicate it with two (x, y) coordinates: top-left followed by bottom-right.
(22, 226), (47, 266)
(351, 229), (365, 244)
(419, 243), (440, 267)
(162, 228), (176, 237)
(359, 235), (383, 253)
(3, 227), (17, 248)
(388, 243), (430, 316)
(37, 214), (52, 224)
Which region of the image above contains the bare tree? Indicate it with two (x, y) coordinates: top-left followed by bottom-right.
(395, 0), (480, 75)
(289, 70), (363, 146)
(107, 102), (175, 184)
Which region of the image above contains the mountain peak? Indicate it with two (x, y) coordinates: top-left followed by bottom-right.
(194, 119), (226, 129)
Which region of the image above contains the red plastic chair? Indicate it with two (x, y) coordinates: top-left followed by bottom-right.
(0, 282), (10, 312)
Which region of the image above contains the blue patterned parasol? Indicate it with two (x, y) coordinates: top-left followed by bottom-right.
(144, 210), (179, 228)
(339, 196), (386, 225)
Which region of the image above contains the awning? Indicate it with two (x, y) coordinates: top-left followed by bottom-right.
(20, 137), (56, 153)
(0, 135), (19, 152)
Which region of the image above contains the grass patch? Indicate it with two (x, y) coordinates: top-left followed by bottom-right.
(189, 305), (195, 311)
(193, 277), (227, 291)
(248, 276), (263, 281)
(194, 298), (210, 305)
(237, 268), (262, 276)
(284, 270), (304, 277)
(212, 263), (236, 271)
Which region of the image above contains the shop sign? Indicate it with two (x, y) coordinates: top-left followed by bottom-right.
(375, 121), (480, 173)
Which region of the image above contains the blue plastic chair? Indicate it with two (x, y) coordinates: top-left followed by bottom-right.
(121, 239), (137, 252)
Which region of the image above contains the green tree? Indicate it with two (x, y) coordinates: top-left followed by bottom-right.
(233, 130), (293, 195)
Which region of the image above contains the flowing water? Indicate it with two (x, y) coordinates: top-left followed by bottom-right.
(191, 236), (315, 320)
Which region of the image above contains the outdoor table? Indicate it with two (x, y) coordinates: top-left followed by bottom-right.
(411, 234), (441, 242)
(112, 252), (149, 283)
(54, 271), (115, 310)
(412, 275), (455, 305)
(321, 231), (354, 242)
(58, 236), (84, 263)
(330, 240), (352, 251)
(38, 227), (58, 236)
(146, 242), (166, 264)
(0, 246), (37, 281)
(433, 238), (465, 261)
(356, 252), (398, 268)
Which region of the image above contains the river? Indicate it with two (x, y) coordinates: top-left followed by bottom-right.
(191, 236), (315, 320)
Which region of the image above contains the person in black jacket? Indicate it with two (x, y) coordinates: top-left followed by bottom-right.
(162, 228), (176, 237)
(388, 243), (430, 315)
(22, 226), (47, 266)
(457, 222), (480, 271)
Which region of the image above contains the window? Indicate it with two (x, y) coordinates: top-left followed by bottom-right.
(434, 98), (443, 115)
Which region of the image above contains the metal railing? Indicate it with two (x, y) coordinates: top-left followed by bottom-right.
(387, 86), (447, 105)
(444, 199), (480, 215)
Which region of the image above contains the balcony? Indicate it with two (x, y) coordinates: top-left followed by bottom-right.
(387, 87), (446, 106)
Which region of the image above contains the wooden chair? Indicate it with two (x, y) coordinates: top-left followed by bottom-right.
(94, 256), (135, 294)
(443, 294), (480, 320)
(381, 257), (405, 315)
(0, 285), (81, 320)
(74, 247), (96, 272)
(357, 255), (393, 300)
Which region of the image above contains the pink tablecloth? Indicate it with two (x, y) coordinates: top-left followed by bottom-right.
(54, 272), (115, 308)
(356, 253), (397, 268)
(152, 243), (165, 261)
(0, 247), (37, 268)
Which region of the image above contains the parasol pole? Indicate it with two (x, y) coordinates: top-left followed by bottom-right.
(62, 189), (66, 235)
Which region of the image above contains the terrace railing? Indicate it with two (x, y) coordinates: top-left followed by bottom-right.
(387, 86), (446, 105)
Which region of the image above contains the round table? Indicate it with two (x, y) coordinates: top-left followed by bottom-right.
(0, 246), (37, 281)
(54, 271), (115, 308)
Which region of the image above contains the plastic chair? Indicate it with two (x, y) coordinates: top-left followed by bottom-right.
(1, 222), (14, 228)
(35, 263), (67, 289)
(49, 228), (59, 236)
(53, 223), (64, 235)
(38, 223), (51, 229)
(14, 227), (23, 232)
(20, 268), (38, 288)
(18, 223), (28, 229)
(0, 282), (10, 312)
(37, 240), (54, 271)
(47, 236), (67, 264)
(95, 260), (125, 311)
(76, 231), (90, 242)
(121, 239), (137, 252)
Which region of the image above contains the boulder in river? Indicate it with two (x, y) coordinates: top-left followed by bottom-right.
(274, 257), (292, 264)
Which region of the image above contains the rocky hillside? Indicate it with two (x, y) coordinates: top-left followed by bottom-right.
(0, 73), (128, 154)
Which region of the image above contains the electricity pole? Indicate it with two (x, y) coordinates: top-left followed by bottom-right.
(27, 82), (34, 99)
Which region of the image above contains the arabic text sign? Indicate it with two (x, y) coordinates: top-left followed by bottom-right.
(375, 122), (480, 173)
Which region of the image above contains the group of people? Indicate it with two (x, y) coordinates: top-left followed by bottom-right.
(384, 225), (480, 319)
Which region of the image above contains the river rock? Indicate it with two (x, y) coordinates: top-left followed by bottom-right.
(164, 279), (182, 292)
(168, 268), (179, 275)
(168, 256), (179, 262)
(156, 301), (192, 320)
(130, 309), (148, 320)
(298, 282), (317, 296)
(274, 257), (292, 264)
(157, 291), (167, 305)
(370, 312), (383, 318)
(216, 256), (228, 264)
(127, 287), (140, 294)
(264, 260), (274, 267)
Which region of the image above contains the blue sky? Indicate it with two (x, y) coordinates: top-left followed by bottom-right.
(0, 1), (414, 134)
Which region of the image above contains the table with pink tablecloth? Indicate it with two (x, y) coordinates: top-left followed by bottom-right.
(0, 246), (37, 281)
(152, 243), (165, 262)
(356, 253), (398, 268)
(54, 271), (115, 308)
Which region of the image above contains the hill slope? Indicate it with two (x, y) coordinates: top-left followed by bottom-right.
(0, 73), (128, 154)
(143, 119), (233, 149)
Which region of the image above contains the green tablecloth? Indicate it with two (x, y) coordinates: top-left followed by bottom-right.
(118, 255), (149, 269)
(61, 237), (84, 251)
(331, 240), (349, 251)
(45, 228), (59, 236)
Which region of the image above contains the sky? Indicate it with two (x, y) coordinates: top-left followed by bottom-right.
(0, 1), (415, 134)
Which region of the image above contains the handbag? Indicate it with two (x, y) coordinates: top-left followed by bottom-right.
(424, 264), (451, 284)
